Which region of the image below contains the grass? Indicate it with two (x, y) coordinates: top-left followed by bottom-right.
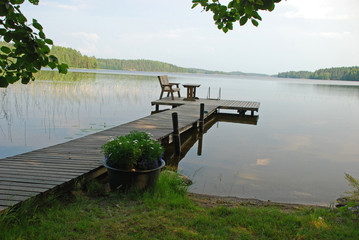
(1, 170), (358, 240)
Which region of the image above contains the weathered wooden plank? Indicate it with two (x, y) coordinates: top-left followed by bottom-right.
(0, 189), (43, 196)
(0, 97), (260, 213)
(0, 194), (30, 202)
(0, 162), (100, 172)
(0, 167), (88, 176)
(0, 199), (20, 207)
(0, 184), (50, 192)
(0, 177), (66, 185)
(0, 172), (75, 182)
(0, 162), (97, 172)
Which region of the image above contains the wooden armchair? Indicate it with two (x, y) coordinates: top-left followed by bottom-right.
(158, 75), (181, 100)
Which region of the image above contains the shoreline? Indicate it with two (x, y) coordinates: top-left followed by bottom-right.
(188, 193), (329, 209)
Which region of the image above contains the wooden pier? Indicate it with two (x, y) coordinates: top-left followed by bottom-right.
(0, 97), (259, 213)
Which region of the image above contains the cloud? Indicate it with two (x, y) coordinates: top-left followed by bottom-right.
(40, 1), (86, 11)
(255, 158), (270, 166)
(274, 134), (312, 151)
(69, 32), (99, 55)
(240, 173), (259, 181)
(311, 31), (351, 39)
(118, 28), (198, 42)
(281, 0), (350, 20)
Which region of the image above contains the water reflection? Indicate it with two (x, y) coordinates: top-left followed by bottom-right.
(0, 70), (159, 158)
(164, 114), (259, 169)
(1, 70), (359, 206)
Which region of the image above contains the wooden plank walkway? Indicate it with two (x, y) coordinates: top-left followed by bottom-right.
(151, 97), (260, 116)
(0, 97), (260, 213)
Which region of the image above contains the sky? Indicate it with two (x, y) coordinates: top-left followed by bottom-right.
(21, 0), (359, 75)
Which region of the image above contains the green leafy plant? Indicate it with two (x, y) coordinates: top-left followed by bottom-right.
(0, 0), (68, 88)
(102, 131), (164, 170)
(344, 173), (359, 205)
(192, 0), (281, 32)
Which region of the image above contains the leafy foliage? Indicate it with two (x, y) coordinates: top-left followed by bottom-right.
(192, 0), (282, 32)
(98, 58), (197, 73)
(102, 131), (164, 170)
(344, 173), (359, 205)
(278, 66), (359, 81)
(0, 0), (68, 88)
(50, 46), (97, 69)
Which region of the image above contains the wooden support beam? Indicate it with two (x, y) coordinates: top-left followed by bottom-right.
(171, 112), (181, 156)
(199, 103), (204, 133)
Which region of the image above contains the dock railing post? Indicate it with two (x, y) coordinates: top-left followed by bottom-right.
(172, 112), (181, 156)
(199, 103), (204, 133)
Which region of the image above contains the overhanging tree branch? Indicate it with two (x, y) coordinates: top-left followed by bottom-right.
(0, 0), (68, 88)
(192, 0), (282, 32)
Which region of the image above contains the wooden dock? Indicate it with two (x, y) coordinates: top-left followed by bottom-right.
(0, 97), (259, 213)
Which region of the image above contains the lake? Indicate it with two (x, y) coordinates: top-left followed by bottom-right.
(1, 69), (358, 206)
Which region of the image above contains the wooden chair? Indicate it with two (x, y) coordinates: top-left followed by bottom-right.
(158, 75), (181, 100)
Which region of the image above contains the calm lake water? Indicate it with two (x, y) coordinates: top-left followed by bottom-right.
(1, 69), (359, 206)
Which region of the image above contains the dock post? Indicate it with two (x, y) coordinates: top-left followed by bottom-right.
(199, 103), (204, 133)
(172, 112), (181, 156)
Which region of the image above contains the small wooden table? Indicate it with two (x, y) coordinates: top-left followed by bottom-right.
(183, 84), (200, 101)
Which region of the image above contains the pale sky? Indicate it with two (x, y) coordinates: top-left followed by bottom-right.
(21, 0), (359, 75)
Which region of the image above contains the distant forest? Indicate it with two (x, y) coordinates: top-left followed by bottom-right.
(278, 67), (359, 81)
(50, 45), (231, 74)
(1, 41), (358, 80)
(97, 58), (196, 73)
(50, 45), (220, 74)
(50, 46), (98, 69)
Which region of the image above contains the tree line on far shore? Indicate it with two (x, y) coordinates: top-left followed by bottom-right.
(51, 44), (359, 81)
(277, 67), (359, 81)
(4, 41), (357, 81)
(49, 45), (200, 74)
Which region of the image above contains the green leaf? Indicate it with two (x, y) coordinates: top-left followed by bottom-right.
(238, 7), (245, 16)
(223, 27), (228, 33)
(245, 5), (254, 16)
(239, 16), (248, 26)
(0, 28), (6, 35)
(58, 63), (68, 74)
(32, 20), (43, 31)
(41, 45), (50, 54)
(39, 31), (46, 39)
(255, 0), (264, 6)
(1, 46), (11, 54)
(218, 22), (224, 29)
(0, 76), (10, 88)
(49, 55), (58, 63)
(6, 74), (17, 84)
(227, 22), (233, 30)
(21, 76), (30, 84)
(251, 19), (259, 27)
(29, 0), (39, 5)
(252, 11), (262, 20)
(45, 38), (54, 45)
(191, 3), (198, 9)
(268, 3), (275, 11)
(48, 61), (56, 69)
(10, 0), (25, 4)
(4, 32), (12, 42)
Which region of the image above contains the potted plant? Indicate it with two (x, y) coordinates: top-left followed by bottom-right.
(102, 131), (165, 190)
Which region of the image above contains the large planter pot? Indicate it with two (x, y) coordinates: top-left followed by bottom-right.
(103, 159), (166, 191)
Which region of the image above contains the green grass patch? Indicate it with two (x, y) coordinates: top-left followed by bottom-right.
(1, 170), (358, 240)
